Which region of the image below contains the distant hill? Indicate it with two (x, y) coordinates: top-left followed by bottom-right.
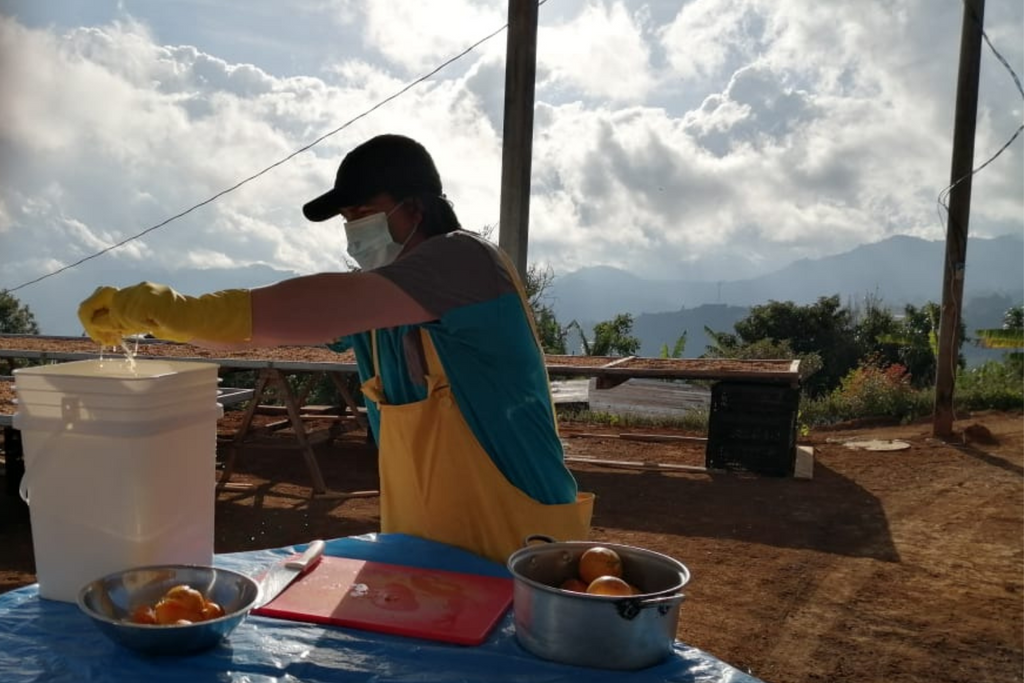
(549, 234), (1024, 322)
(550, 234), (1024, 366)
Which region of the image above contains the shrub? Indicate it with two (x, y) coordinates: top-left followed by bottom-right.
(955, 360), (1024, 411)
(829, 360), (924, 423)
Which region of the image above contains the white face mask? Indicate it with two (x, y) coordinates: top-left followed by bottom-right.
(344, 204), (415, 271)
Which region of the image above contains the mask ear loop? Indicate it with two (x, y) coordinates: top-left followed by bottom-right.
(391, 198), (422, 249)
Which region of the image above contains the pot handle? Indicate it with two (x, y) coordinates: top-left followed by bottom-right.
(521, 534), (558, 547)
(615, 593), (686, 620)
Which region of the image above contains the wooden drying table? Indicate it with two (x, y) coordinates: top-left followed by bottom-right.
(543, 354), (802, 387)
(0, 336), (807, 488)
(0, 336), (370, 498)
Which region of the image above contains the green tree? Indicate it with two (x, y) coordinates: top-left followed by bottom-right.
(533, 305), (567, 354)
(0, 290), (40, 374)
(975, 305), (1024, 350)
(702, 325), (739, 356)
(524, 264), (567, 354)
(589, 314), (640, 357)
(701, 332), (824, 387)
(659, 332), (687, 358)
(878, 302), (965, 388)
(0, 290), (39, 334)
(730, 296), (860, 396)
(975, 304), (1024, 373)
(1004, 305), (1024, 331)
(850, 294), (902, 368)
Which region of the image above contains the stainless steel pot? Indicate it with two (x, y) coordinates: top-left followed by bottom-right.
(506, 536), (690, 670)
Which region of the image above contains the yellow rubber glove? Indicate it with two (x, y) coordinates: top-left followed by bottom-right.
(78, 282), (252, 346)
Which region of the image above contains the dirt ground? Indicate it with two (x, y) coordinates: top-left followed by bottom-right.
(1, 409), (1021, 683)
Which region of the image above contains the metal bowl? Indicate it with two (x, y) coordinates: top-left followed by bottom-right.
(77, 564), (260, 656)
(508, 538), (689, 670)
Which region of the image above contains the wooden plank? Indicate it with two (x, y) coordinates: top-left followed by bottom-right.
(565, 432), (707, 444)
(255, 405), (341, 416)
(0, 336), (801, 382)
(565, 456), (707, 473)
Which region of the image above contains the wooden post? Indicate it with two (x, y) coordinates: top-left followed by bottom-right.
(934, 0), (985, 437)
(498, 0), (539, 282)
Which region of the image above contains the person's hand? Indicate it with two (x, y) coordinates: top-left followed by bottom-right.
(78, 282), (252, 346)
(78, 286), (125, 346)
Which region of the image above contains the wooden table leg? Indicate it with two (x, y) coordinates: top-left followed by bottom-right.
(217, 370), (270, 492)
(266, 368), (329, 494)
(219, 368), (378, 499)
(329, 371), (368, 431)
(295, 371), (323, 406)
(268, 369), (379, 499)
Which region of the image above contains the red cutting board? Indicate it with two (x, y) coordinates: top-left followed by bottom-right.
(253, 556), (513, 645)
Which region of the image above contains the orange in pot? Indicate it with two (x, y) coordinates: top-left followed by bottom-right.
(578, 546), (623, 585)
(559, 577), (588, 593)
(586, 575), (633, 596)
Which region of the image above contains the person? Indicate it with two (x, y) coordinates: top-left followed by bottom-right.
(78, 133), (594, 563)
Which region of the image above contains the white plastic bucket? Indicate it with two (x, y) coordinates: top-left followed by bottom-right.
(12, 358), (223, 603)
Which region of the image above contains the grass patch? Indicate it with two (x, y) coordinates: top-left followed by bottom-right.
(557, 406), (710, 433)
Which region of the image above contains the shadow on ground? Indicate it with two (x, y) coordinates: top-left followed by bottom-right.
(573, 462), (899, 562)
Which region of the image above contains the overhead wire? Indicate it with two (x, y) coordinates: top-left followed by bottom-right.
(4, 13), (519, 293)
(4, 0), (1019, 295)
(934, 0), (1023, 384)
(936, 3), (1023, 221)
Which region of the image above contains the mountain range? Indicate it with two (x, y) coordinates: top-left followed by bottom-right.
(10, 234), (1023, 367)
(546, 234), (1023, 364)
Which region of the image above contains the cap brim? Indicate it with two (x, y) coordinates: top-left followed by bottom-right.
(302, 189), (343, 222)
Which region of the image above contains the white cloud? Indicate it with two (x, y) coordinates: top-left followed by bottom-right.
(0, 10), (511, 285)
(343, 0), (507, 73)
(539, 0), (654, 103)
(660, 0), (763, 83)
(0, 0), (1020, 318)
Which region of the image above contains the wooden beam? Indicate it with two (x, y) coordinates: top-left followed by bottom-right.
(934, 0), (985, 437)
(498, 0), (539, 281)
(565, 432), (709, 444)
(565, 456), (708, 474)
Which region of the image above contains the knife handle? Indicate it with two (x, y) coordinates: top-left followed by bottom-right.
(286, 539), (326, 570)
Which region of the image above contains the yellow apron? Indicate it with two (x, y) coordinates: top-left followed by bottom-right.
(360, 257), (594, 562)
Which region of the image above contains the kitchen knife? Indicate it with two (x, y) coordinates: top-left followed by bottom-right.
(256, 539), (326, 608)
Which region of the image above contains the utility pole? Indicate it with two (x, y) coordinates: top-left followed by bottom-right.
(934, 0), (985, 437)
(498, 0), (539, 282)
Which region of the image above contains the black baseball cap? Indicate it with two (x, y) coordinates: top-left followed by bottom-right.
(302, 134), (443, 222)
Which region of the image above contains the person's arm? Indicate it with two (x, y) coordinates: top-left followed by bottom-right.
(247, 271), (436, 346)
(77, 272), (436, 348)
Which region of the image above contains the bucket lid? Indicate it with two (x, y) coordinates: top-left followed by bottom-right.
(13, 358), (217, 381)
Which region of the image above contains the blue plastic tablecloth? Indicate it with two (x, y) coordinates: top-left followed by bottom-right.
(0, 534), (763, 682)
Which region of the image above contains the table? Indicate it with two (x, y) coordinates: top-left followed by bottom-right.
(0, 534), (763, 682)
(0, 336), (369, 497)
(0, 335), (808, 483)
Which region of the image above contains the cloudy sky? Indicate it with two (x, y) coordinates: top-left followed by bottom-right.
(0, 0), (1022, 333)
